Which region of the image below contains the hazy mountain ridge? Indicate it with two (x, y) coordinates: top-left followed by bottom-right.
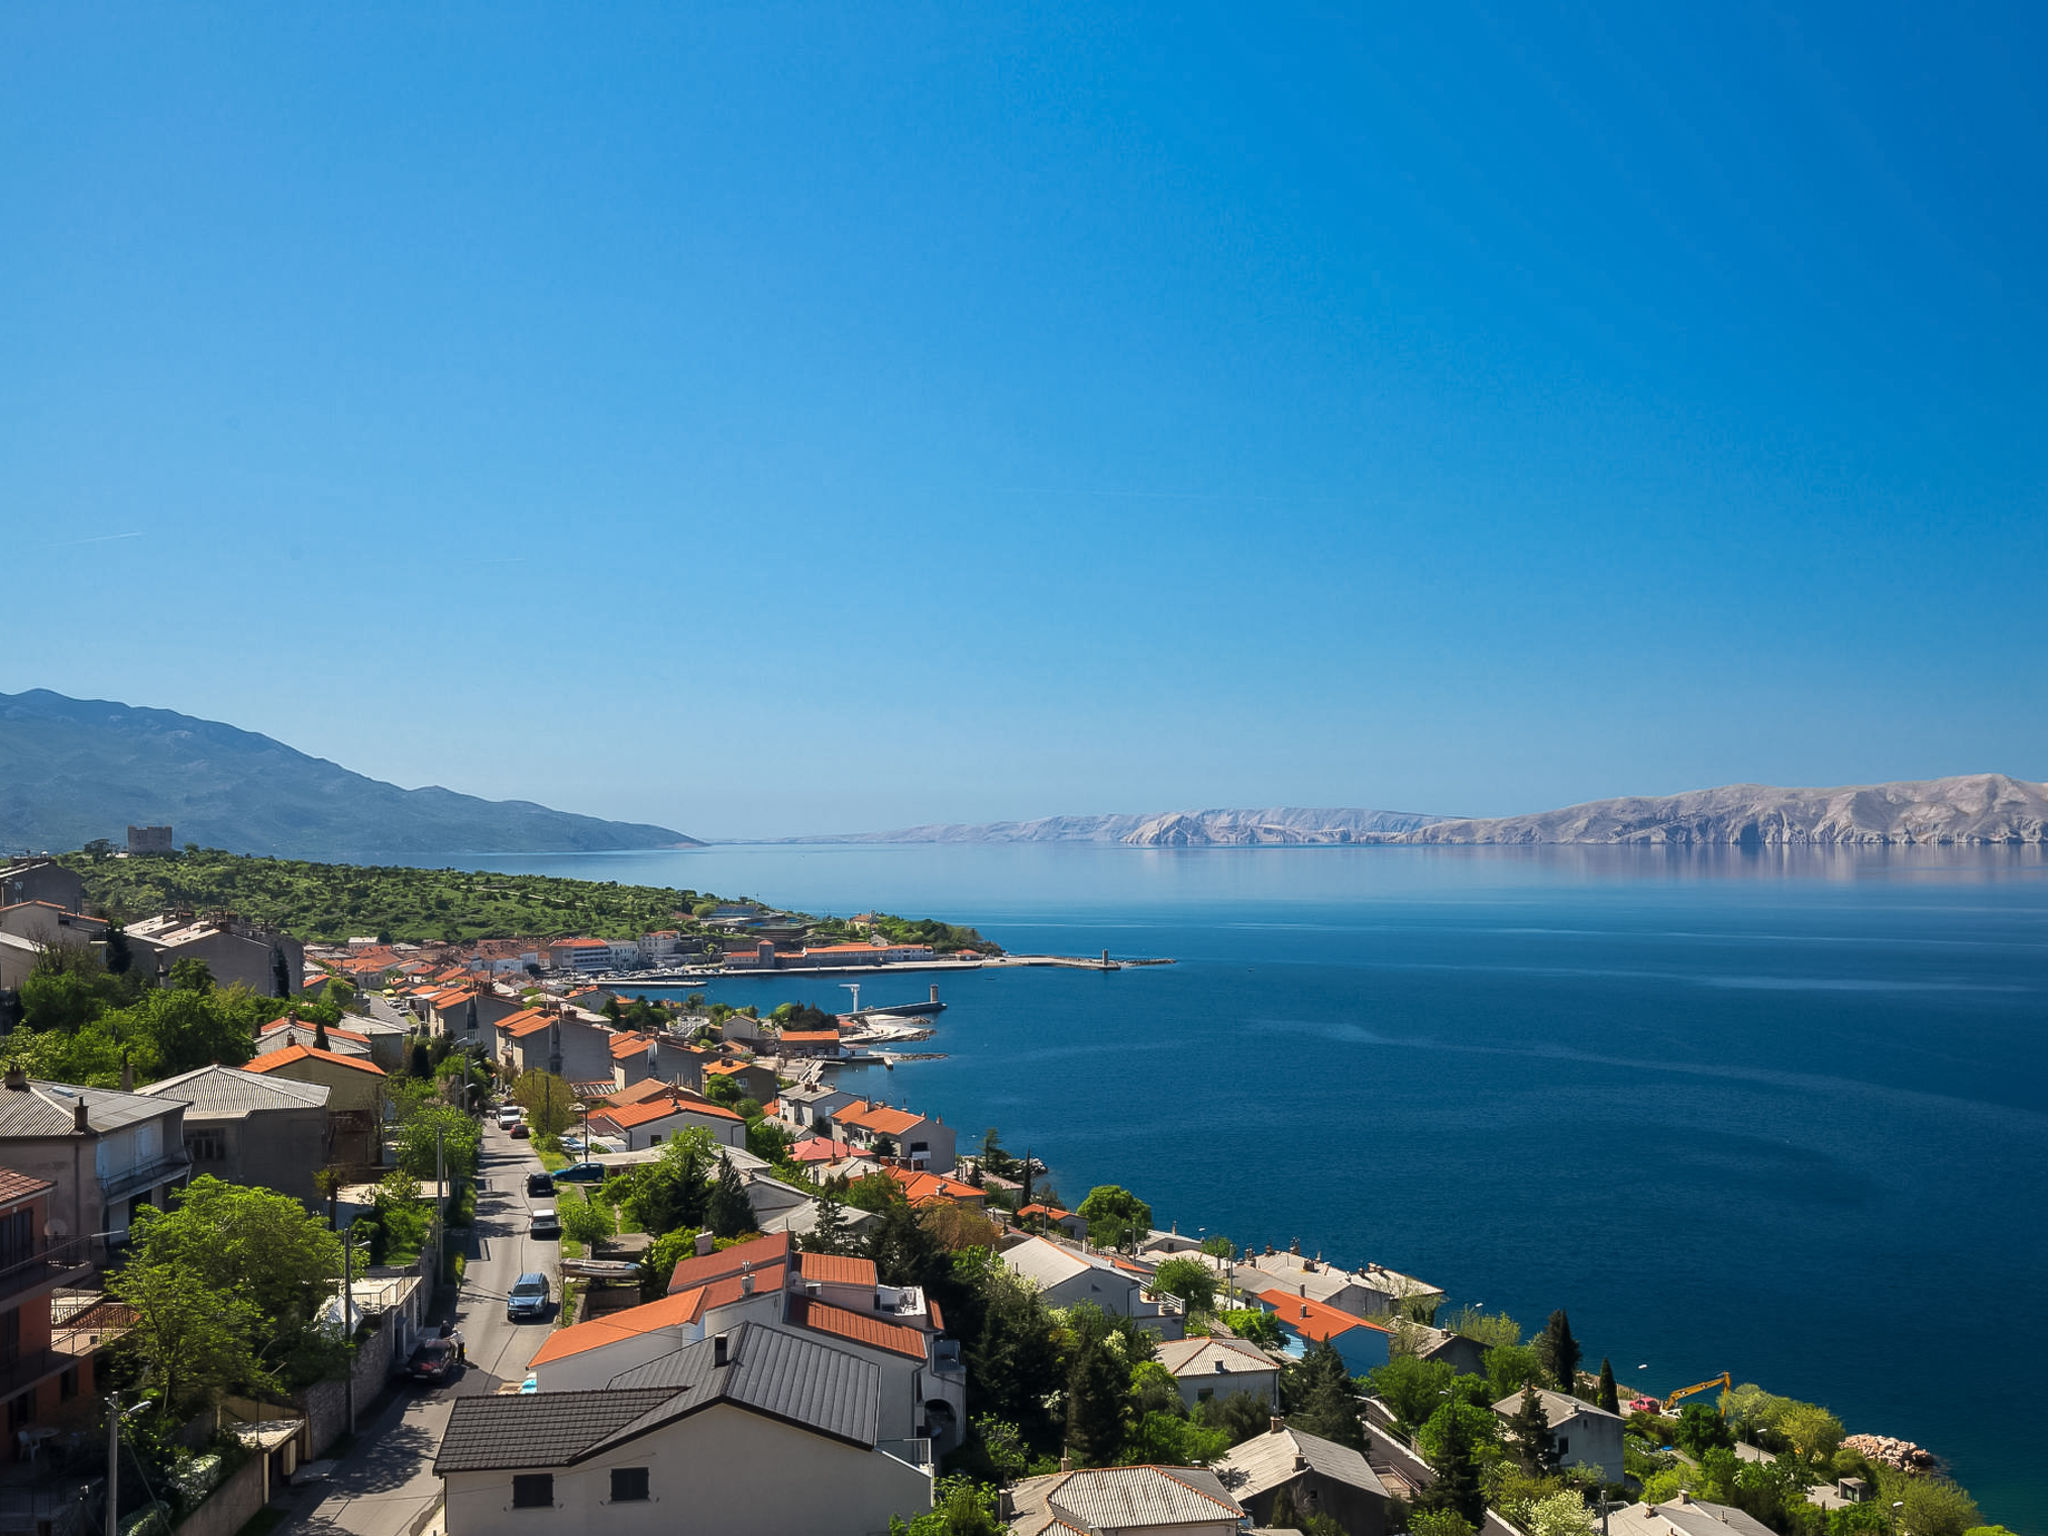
(1396, 774), (2048, 846)
(0, 689), (696, 858)
(784, 807), (1448, 845)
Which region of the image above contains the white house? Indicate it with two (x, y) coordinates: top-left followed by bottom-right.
(437, 1324), (933, 1536)
(588, 1093), (746, 1151)
(1152, 1335), (1281, 1411)
(1492, 1388), (1627, 1484)
(999, 1235), (1185, 1337)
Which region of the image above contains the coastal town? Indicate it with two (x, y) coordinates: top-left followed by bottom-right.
(0, 846), (2005, 1536)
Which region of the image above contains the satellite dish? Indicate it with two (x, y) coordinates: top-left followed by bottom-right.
(44, 1218), (68, 1239)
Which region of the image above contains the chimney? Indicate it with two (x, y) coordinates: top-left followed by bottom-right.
(1058, 1456), (1072, 1474)
(2, 1065), (24, 1091)
(695, 1231), (715, 1257)
(712, 1333), (729, 1367)
(1294, 1452), (1309, 1472)
(741, 1265), (755, 1296)
(1678, 1492), (1691, 1506)
(1290, 1237), (1301, 1256)
(73, 1097), (89, 1133)
(1270, 1414), (1286, 1434)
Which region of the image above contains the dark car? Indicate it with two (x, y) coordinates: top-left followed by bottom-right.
(554, 1161), (606, 1183)
(526, 1171), (554, 1197)
(506, 1272), (551, 1322)
(508, 1121), (531, 1139)
(406, 1340), (458, 1385)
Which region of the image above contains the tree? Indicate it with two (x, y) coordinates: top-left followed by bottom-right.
(1201, 1234), (1236, 1259)
(921, 1202), (1003, 1252)
(1192, 1389), (1275, 1448)
(865, 1201), (949, 1295)
(1674, 1402), (1732, 1458)
(395, 1104), (481, 1184)
(1076, 1185), (1152, 1251)
(627, 1132), (714, 1235)
(1416, 1401), (1492, 1525)
(800, 1194), (852, 1255)
(706, 1153), (756, 1238)
(1223, 1308), (1285, 1350)
(1596, 1358), (1619, 1414)
(1284, 1340), (1364, 1451)
(1444, 1306), (1521, 1351)
(168, 957), (214, 993)
(1524, 1491), (1597, 1536)
(1777, 1402), (1844, 1464)
(1367, 1354), (1457, 1435)
(1539, 1310), (1581, 1394)
(746, 1116), (794, 1163)
(1270, 1487), (1300, 1528)
(969, 1268), (1066, 1454)
(1486, 1342), (1547, 1403)
(104, 924), (133, 975)
(110, 1258), (264, 1418)
(1507, 1386), (1559, 1474)
(889, 1475), (1005, 1536)
(511, 1069), (575, 1137)
(560, 1193), (613, 1248)
(1408, 1512), (1475, 1536)
(1153, 1257), (1218, 1313)
(1064, 1324), (1129, 1466)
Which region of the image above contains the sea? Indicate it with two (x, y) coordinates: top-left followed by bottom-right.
(447, 842), (2047, 1527)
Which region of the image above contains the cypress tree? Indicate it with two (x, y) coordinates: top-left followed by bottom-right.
(104, 925), (133, 975)
(1064, 1329), (1127, 1467)
(1507, 1385), (1558, 1474)
(1540, 1308), (1582, 1394)
(1418, 1401), (1487, 1525)
(1597, 1357), (1619, 1414)
(707, 1153), (756, 1238)
(1270, 1486), (1300, 1529)
(802, 1193), (849, 1255)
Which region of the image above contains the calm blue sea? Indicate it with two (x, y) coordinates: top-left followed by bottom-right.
(452, 843), (2047, 1528)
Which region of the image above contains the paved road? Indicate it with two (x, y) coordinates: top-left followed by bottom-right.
(279, 1120), (556, 1536)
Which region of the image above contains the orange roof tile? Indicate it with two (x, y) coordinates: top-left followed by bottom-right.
(593, 1095), (741, 1131)
(888, 1167), (982, 1203)
(778, 1030), (840, 1043)
(664, 1232), (791, 1295)
(786, 1296), (927, 1360)
(527, 1287), (708, 1368)
(1253, 1288), (1390, 1343)
(263, 1019), (370, 1044)
(0, 1169), (54, 1208)
(836, 1101), (925, 1137)
(797, 1251), (878, 1288)
(610, 1033), (651, 1059)
(245, 1043), (387, 1078)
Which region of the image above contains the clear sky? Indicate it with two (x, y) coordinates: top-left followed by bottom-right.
(4, 3), (2045, 838)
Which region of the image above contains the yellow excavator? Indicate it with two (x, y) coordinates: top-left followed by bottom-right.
(1661, 1371), (1732, 1414)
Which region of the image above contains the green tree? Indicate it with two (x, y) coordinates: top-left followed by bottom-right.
(560, 1193), (614, 1247)
(1284, 1340), (1364, 1451)
(110, 1258), (264, 1418)
(1675, 1402), (1732, 1458)
(1224, 1308), (1285, 1350)
(511, 1069), (576, 1137)
(968, 1268), (1066, 1454)
(1064, 1322), (1129, 1466)
(706, 1153), (757, 1238)
(168, 957), (214, 993)
(889, 1475), (1005, 1536)
(627, 1131), (714, 1235)
(1192, 1389), (1275, 1448)
(395, 1104), (481, 1184)
(1596, 1358), (1619, 1414)
(865, 1200), (948, 1292)
(1486, 1342), (1547, 1403)
(1444, 1306), (1521, 1351)
(800, 1194), (853, 1255)
(1152, 1256), (1218, 1313)
(104, 924), (134, 975)
(1524, 1491), (1597, 1536)
(1507, 1386), (1559, 1474)
(1539, 1310), (1581, 1394)
(1895, 1478), (1980, 1536)
(746, 1116), (794, 1163)
(1200, 1234), (1236, 1259)
(1778, 1402), (1844, 1464)
(1417, 1401), (1493, 1525)
(1368, 1354), (1457, 1435)
(1076, 1185), (1152, 1251)
(1408, 1512), (1475, 1536)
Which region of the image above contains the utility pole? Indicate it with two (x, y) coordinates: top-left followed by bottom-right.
(342, 1228), (356, 1436)
(104, 1391), (118, 1536)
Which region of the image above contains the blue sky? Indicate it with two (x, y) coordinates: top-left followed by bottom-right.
(4, 3), (2045, 838)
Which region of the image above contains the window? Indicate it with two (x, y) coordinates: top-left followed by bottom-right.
(5, 1393), (28, 1431)
(0, 1208), (34, 1271)
(1557, 1435), (1570, 1456)
(0, 1308), (18, 1368)
(511, 1475), (553, 1509)
(58, 1368), (77, 1402)
(610, 1467), (649, 1503)
(187, 1129), (226, 1162)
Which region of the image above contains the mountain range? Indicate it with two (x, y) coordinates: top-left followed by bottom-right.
(795, 775), (2048, 847)
(0, 689), (696, 859)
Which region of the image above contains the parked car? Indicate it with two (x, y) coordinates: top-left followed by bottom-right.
(506, 1272), (551, 1322)
(406, 1339), (459, 1384)
(554, 1161), (605, 1184)
(526, 1171), (554, 1197)
(529, 1207), (561, 1239)
(497, 1107), (523, 1131)
(509, 1121), (531, 1139)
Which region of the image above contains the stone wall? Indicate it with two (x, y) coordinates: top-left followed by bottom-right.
(171, 1453), (267, 1536)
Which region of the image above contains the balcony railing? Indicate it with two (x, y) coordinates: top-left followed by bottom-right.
(0, 1237), (96, 1307)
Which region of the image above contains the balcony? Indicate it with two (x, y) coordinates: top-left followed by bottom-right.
(0, 1239), (95, 1310)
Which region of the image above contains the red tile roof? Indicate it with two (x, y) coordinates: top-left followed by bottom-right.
(263, 1019), (369, 1044)
(836, 1101), (926, 1137)
(786, 1296), (927, 1361)
(1253, 1288), (1391, 1343)
(663, 1232), (792, 1296)
(0, 1169), (53, 1208)
(790, 1137), (856, 1163)
(527, 1287), (709, 1368)
(610, 1033), (651, 1059)
(553, 938), (611, 950)
(888, 1167), (982, 1204)
(593, 1094), (741, 1131)
(246, 1043), (387, 1078)
(797, 1251), (878, 1288)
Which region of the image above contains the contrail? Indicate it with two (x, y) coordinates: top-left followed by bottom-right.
(39, 531), (146, 549)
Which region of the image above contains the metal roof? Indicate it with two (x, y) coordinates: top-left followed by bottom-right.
(140, 1065), (330, 1115)
(598, 1322), (880, 1450)
(433, 1390), (674, 1473)
(1011, 1466), (1245, 1531)
(1213, 1425), (1389, 1501)
(0, 1081), (184, 1138)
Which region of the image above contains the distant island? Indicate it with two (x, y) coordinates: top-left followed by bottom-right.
(0, 688), (697, 858)
(791, 774), (2048, 847)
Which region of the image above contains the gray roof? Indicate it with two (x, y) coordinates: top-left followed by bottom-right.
(1491, 1387), (1624, 1428)
(600, 1322), (881, 1450)
(1155, 1335), (1280, 1378)
(1011, 1466), (1244, 1533)
(1213, 1425), (1390, 1501)
(0, 1081), (183, 1138)
(1608, 1499), (1778, 1536)
(255, 1025), (370, 1058)
(139, 1065), (330, 1116)
(433, 1390), (673, 1473)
